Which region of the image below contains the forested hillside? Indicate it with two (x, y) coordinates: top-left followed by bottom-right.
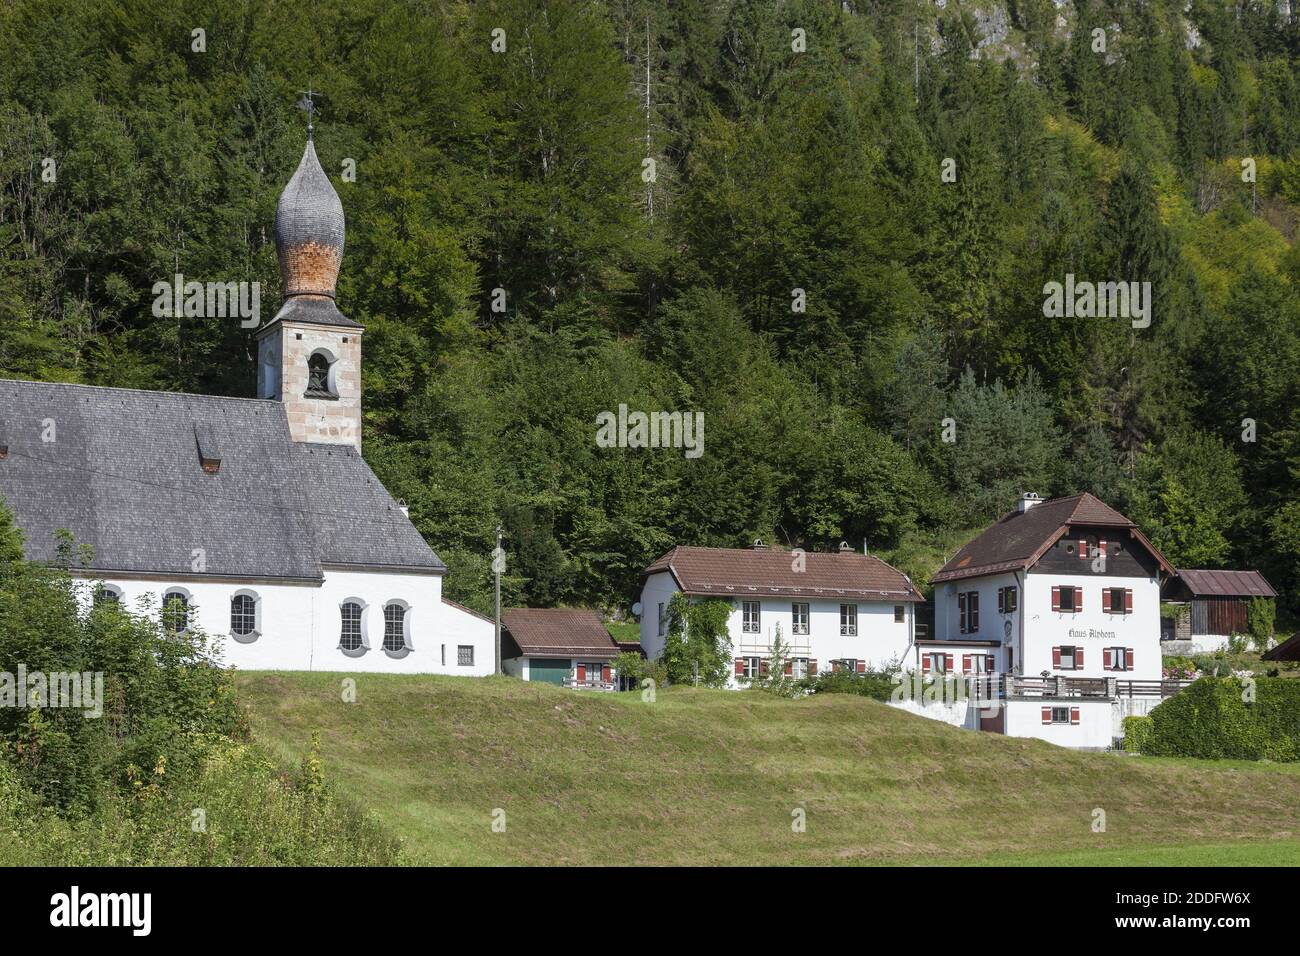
(1, 0), (1297, 618)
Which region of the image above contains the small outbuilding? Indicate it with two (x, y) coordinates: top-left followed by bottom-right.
(502, 608), (622, 690)
(1262, 633), (1300, 663)
(1161, 569), (1276, 653)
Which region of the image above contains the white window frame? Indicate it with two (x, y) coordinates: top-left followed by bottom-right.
(382, 601), (412, 655)
(742, 601), (761, 634)
(791, 602), (810, 636)
(1051, 706), (1071, 724)
(1059, 645), (1078, 671)
(840, 603), (858, 637)
(741, 656), (763, 679)
(339, 598), (368, 654)
(230, 589), (261, 642)
(161, 587), (193, 635)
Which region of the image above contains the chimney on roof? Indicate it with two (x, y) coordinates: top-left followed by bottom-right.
(751, 538), (767, 550)
(1018, 492), (1042, 513)
(397, 498), (410, 518)
(839, 540), (853, 554)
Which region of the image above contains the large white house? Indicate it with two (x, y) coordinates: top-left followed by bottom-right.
(927, 492), (1178, 748)
(639, 543), (923, 685)
(0, 134), (494, 675)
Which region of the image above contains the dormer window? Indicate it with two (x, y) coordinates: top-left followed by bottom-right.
(305, 352), (336, 398)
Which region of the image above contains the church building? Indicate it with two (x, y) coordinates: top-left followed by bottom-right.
(0, 134), (495, 675)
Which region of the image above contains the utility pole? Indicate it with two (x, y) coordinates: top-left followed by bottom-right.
(493, 526), (504, 675)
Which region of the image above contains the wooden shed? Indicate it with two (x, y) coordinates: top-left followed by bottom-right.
(1161, 569), (1276, 640)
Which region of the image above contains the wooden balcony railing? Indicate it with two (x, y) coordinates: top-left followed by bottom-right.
(563, 678), (616, 692)
(954, 674), (1195, 701)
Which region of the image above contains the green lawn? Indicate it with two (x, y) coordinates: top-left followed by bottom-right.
(237, 673), (1300, 866)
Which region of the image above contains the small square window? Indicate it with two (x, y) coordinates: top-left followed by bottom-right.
(457, 645), (474, 666)
(893, 604), (905, 623)
(1051, 706), (1070, 724)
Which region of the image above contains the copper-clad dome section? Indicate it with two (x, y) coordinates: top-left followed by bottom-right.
(275, 140), (345, 299)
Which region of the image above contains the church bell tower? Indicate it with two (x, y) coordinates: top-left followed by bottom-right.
(257, 112), (363, 450)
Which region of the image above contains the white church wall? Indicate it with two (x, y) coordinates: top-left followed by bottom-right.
(75, 567), (494, 676)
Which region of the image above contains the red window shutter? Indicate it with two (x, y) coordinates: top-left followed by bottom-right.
(854, 660), (864, 673)
(1051, 586), (1061, 612)
(1125, 588), (1133, 613)
(1126, 648), (1134, 670)
(577, 664), (586, 682)
(1075, 647), (1084, 668)
(784, 660), (793, 677)
(1098, 540), (1107, 559)
(1074, 586), (1083, 608)
(922, 655), (931, 673)
(1042, 707), (1052, 724)
(809, 659), (817, 676)
(1078, 538), (1087, 559)
(735, 658), (744, 677)
(1104, 648), (1113, 670)
(945, 653), (954, 672)
(1052, 646), (1061, 667)
(962, 654), (971, 673)
(1070, 707), (1080, 725)
(760, 659), (769, 675)
(602, 665), (611, 683)
(1102, 587), (1109, 613)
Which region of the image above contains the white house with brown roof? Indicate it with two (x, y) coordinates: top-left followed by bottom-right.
(638, 543), (923, 686)
(502, 608), (624, 690)
(926, 492), (1179, 748)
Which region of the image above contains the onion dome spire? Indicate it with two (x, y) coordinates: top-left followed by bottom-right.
(274, 134), (345, 300)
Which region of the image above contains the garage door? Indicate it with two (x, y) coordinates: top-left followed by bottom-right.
(529, 658), (571, 685)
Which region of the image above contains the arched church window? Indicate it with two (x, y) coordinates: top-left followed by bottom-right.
(231, 593), (258, 638)
(383, 603), (407, 652)
(340, 602), (363, 651)
(162, 590), (190, 635)
(306, 352), (335, 397)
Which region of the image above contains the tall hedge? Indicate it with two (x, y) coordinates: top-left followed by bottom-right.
(1144, 677), (1300, 761)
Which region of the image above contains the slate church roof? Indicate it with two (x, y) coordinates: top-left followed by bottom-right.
(0, 378), (444, 581)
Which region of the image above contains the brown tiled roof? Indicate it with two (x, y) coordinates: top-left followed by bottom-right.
(502, 608), (620, 658)
(932, 493), (1174, 583)
(1174, 569), (1277, 598)
(643, 546), (923, 601)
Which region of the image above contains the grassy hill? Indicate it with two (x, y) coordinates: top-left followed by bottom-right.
(237, 673), (1300, 866)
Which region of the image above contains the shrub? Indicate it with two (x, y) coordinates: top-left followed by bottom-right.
(0, 505), (243, 810)
(613, 651), (665, 690)
(1122, 715), (1153, 753)
(1143, 676), (1300, 761)
(1248, 597), (1276, 648)
(804, 667), (898, 702)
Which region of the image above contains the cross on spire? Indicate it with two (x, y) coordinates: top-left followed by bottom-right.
(296, 89), (318, 140)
